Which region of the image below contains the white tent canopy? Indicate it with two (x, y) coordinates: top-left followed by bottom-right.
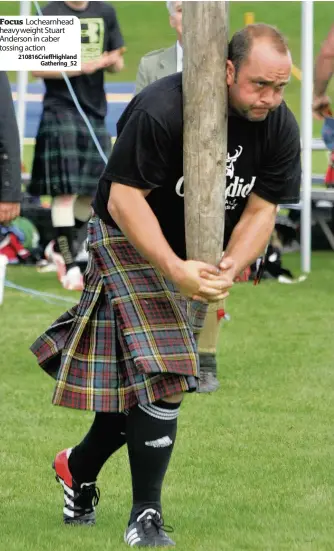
(16, 0), (314, 272)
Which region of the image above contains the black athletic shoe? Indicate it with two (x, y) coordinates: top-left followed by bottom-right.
(198, 371), (220, 393)
(52, 448), (100, 525)
(124, 509), (175, 547)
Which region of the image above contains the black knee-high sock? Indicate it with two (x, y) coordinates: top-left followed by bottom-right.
(54, 226), (76, 271)
(126, 400), (181, 524)
(68, 412), (127, 484)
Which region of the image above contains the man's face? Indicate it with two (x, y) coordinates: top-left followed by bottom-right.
(227, 40), (292, 121)
(169, 1), (182, 42)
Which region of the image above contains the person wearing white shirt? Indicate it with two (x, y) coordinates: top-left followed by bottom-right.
(135, 1), (183, 94)
(176, 37), (183, 72)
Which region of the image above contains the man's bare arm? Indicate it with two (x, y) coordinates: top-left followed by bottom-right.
(313, 24), (334, 117)
(108, 183), (231, 301)
(108, 183), (182, 279)
(223, 192), (277, 276)
(104, 48), (125, 73)
(314, 24), (334, 97)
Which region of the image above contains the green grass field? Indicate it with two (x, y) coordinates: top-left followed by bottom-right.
(1, 252), (334, 551)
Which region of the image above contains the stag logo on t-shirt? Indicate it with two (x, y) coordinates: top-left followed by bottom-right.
(226, 146), (243, 179)
(175, 143), (256, 210)
(225, 145), (256, 210)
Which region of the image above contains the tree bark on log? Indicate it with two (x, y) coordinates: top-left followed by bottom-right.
(183, 1), (228, 265)
(183, 1), (229, 381)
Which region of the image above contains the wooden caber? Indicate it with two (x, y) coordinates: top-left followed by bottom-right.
(183, 1), (229, 367)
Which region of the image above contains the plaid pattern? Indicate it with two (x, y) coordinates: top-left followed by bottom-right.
(30, 216), (208, 412)
(28, 106), (111, 198)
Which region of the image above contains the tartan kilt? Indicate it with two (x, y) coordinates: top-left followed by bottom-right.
(30, 216), (208, 412)
(28, 106), (111, 198)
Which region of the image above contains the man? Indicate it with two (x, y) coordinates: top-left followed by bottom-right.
(135, 1), (182, 94)
(313, 24), (334, 119)
(0, 72), (21, 225)
(313, 25), (334, 187)
(136, 0), (223, 394)
(28, 1), (124, 291)
(31, 24), (301, 548)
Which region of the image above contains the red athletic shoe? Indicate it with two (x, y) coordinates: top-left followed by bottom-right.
(52, 448), (100, 525)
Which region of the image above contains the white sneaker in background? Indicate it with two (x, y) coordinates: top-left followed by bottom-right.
(75, 242), (89, 263)
(44, 240), (66, 282)
(61, 266), (84, 291)
(36, 260), (57, 273)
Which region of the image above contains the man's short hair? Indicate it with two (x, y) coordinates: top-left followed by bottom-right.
(228, 24), (289, 75)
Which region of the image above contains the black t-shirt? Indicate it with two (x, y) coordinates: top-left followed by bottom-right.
(93, 72), (301, 259)
(41, 1), (124, 118)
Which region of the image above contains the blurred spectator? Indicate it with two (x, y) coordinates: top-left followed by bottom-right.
(0, 72), (21, 225)
(313, 24), (334, 188)
(313, 23), (334, 119)
(28, 1), (124, 290)
(135, 1), (182, 94)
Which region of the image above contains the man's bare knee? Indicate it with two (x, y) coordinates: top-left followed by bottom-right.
(162, 392), (184, 404)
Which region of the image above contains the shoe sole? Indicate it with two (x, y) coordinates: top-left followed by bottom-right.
(52, 461), (96, 526)
(197, 381), (220, 393)
(123, 529), (176, 547)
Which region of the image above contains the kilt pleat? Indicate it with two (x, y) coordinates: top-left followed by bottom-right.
(30, 216), (208, 412)
(28, 106), (111, 197)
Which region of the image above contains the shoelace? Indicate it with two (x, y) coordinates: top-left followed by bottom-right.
(142, 513), (174, 535)
(76, 484), (101, 511)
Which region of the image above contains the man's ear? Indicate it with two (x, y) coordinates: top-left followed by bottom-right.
(226, 60), (235, 85)
(169, 15), (175, 29)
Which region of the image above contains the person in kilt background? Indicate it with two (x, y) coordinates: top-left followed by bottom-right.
(28, 1), (124, 291)
(31, 25), (301, 548)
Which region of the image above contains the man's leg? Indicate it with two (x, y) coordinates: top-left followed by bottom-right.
(53, 412), (127, 525)
(124, 392), (182, 547)
(68, 412), (127, 483)
(197, 305), (221, 393)
(50, 195), (89, 291)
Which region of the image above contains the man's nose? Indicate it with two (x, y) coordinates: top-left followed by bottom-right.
(260, 87), (276, 106)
